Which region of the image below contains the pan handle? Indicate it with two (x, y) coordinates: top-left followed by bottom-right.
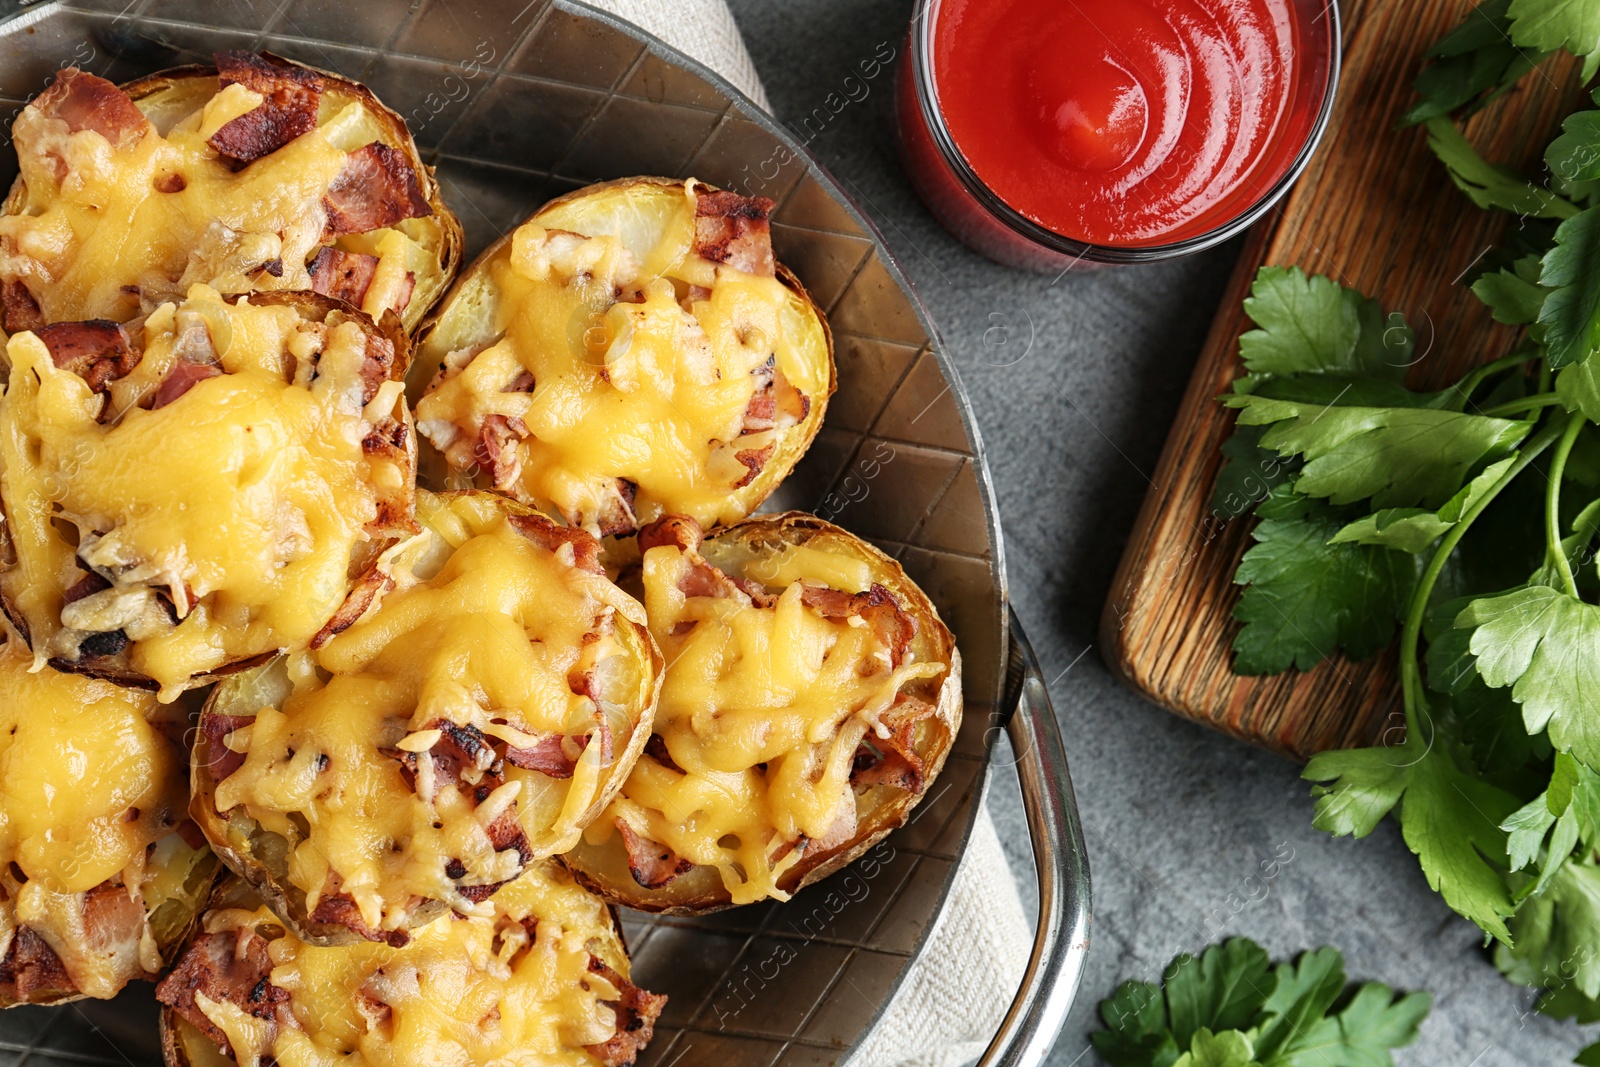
(974, 609), (1093, 1067)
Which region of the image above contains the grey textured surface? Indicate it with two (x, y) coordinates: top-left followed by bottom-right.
(724, 1), (1599, 1064)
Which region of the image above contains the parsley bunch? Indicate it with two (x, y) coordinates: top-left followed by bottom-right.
(1211, 1), (1600, 1051)
(1091, 938), (1429, 1067)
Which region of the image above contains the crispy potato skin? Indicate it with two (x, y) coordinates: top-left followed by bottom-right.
(0, 56), (463, 335)
(412, 176), (836, 532)
(155, 873), (650, 1067)
(561, 511), (962, 914)
(1, 830), (219, 1009)
(0, 292), (418, 693)
(189, 491), (663, 947)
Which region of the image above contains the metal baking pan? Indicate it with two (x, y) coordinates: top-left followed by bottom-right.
(0, 1), (1091, 1063)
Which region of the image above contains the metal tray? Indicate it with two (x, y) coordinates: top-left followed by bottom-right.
(0, 1), (1090, 1064)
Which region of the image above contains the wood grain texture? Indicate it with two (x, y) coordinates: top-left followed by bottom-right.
(1100, 0), (1583, 761)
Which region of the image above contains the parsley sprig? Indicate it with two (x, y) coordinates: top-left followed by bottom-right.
(1090, 939), (1430, 1067)
(1211, 3), (1600, 1059)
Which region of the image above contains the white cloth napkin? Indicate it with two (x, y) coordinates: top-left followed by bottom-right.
(579, 4), (1035, 1062)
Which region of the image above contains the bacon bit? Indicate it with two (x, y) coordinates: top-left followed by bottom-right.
(311, 566), (393, 649)
(308, 246), (380, 308)
(850, 695), (937, 794)
(636, 514), (703, 555)
(31, 68), (150, 150)
(693, 189), (776, 277)
(150, 360), (222, 410)
(201, 713), (255, 785)
(63, 569), (111, 604)
(82, 880), (144, 957)
(1, 280), (44, 335)
(176, 818), (208, 850)
(616, 820), (692, 889)
(353, 986), (393, 1034)
(732, 442), (775, 488)
(323, 142), (432, 236)
(253, 257), (284, 278)
(208, 52), (322, 167)
(155, 173), (187, 193)
(505, 370), (536, 393)
(359, 331), (398, 406)
(472, 414), (528, 492)
(363, 419), (409, 460)
(731, 576), (778, 608)
(309, 892), (409, 947)
(156, 929), (289, 1051)
(643, 733), (681, 773)
(503, 735), (579, 779)
(35, 320), (137, 393)
(583, 957), (668, 1067)
(743, 354), (777, 427)
(636, 516), (758, 604)
(506, 512), (605, 576)
(801, 583), (918, 666)
(0, 926), (75, 1002)
(594, 478), (638, 538)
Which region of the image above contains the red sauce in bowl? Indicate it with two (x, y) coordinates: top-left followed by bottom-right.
(929, 0), (1321, 247)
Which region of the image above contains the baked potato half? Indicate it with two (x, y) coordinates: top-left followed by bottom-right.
(0, 286), (417, 699)
(564, 512), (961, 912)
(0, 638), (217, 1007)
(156, 864), (665, 1067)
(0, 52), (461, 335)
(191, 490), (661, 946)
(413, 177), (834, 537)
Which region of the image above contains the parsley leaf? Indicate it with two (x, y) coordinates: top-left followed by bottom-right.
(1232, 487), (1417, 674)
(1090, 940), (1430, 1067)
(1094, 980), (1180, 1067)
(1541, 206), (1600, 370)
(1472, 254), (1549, 326)
(1508, 0), (1600, 81)
(1580, 1041), (1600, 1066)
(1227, 395), (1529, 509)
(1405, 0), (1552, 124)
(1502, 754), (1600, 896)
(1269, 982), (1433, 1067)
(1331, 457), (1518, 553)
(1305, 731), (1519, 942)
(1212, 423), (1298, 519)
(1557, 357), (1600, 421)
(1175, 1030), (1254, 1067)
(1496, 860), (1600, 999)
(1459, 585), (1600, 764)
(1167, 939), (1275, 1046)
(1546, 100), (1600, 200)
(1426, 116), (1582, 218)
(1238, 267), (1411, 380)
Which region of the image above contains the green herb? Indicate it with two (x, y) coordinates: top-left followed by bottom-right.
(1090, 938), (1430, 1067)
(1507, 0), (1600, 81)
(1231, 487), (1415, 674)
(1403, 0), (1551, 124)
(1206, 2), (1600, 1055)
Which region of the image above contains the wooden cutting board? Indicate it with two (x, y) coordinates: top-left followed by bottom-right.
(1100, 0), (1584, 761)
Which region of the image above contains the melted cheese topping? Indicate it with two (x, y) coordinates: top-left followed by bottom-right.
(200, 863), (631, 1067)
(213, 492), (652, 932)
(0, 641), (210, 997)
(0, 285), (411, 699)
(588, 538), (943, 904)
(415, 181), (830, 534)
(0, 82), (431, 325)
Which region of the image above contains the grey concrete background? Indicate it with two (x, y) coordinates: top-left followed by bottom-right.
(723, 1), (1599, 1064)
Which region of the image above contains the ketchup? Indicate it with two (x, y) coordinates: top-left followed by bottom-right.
(929, 0), (1319, 247)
